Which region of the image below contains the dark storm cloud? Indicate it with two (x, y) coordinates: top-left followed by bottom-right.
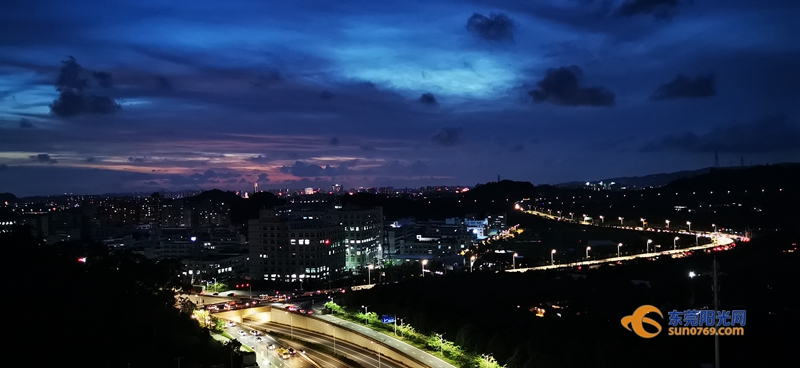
(50, 57), (121, 118)
(127, 156), (147, 163)
(330, 137), (340, 146)
(51, 91), (121, 118)
(618, 0), (680, 19)
(360, 145), (377, 152)
(431, 127), (464, 147)
(56, 56), (88, 92)
(30, 153), (57, 164)
(86, 157), (99, 163)
(320, 90), (334, 100)
(238, 178), (247, 183)
(651, 74), (716, 101)
(528, 66), (615, 107)
(257, 173), (270, 184)
(92, 72), (113, 88)
(419, 93), (437, 106)
(466, 13), (515, 42)
(156, 76), (173, 91)
(642, 116), (800, 153)
(19, 118), (34, 129)
(279, 160), (358, 177)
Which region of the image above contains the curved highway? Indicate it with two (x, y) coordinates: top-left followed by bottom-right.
(245, 319), (405, 368)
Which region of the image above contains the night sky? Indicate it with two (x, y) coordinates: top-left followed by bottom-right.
(1, 0), (799, 196)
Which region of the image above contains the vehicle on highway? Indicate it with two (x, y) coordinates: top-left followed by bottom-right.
(268, 343), (275, 350)
(227, 293), (235, 297)
(277, 348), (291, 359)
(225, 321), (236, 327)
(212, 293), (219, 296)
(255, 336), (263, 342)
(250, 330), (261, 336)
(288, 348), (296, 355)
(238, 330), (247, 337)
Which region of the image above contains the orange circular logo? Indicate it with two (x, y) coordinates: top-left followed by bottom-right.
(621, 305), (663, 338)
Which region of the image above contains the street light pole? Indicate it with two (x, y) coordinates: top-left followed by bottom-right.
(585, 246), (591, 259)
(687, 221), (692, 232)
(550, 249), (556, 265)
(599, 215), (604, 224)
(641, 218), (646, 228)
(646, 239), (652, 253)
(674, 236), (679, 249)
(368, 264), (373, 286)
(712, 224), (717, 233)
(617, 243), (622, 257)
(470, 256), (475, 273)
(512, 253), (517, 269)
(666, 220), (670, 229)
(619, 217), (624, 226)
(421, 260), (428, 278)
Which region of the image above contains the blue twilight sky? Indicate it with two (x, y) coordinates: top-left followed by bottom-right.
(1, 0), (799, 196)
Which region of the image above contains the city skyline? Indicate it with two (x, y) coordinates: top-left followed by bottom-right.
(2, 0), (800, 196)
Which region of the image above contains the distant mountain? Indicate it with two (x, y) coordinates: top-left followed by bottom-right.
(0, 193), (17, 203)
(557, 167), (714, 189)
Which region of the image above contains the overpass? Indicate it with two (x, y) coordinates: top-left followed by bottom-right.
(212, 306), (445, 368)
(508, 234), (736, 273)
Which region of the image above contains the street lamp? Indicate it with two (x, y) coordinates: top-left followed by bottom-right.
(512, 253), (518, 269)
(617, 243), (622, 257)
(550, 249), (556, 265)
(470, 256), (475, 273)
(371, 341), (382, 368)
(569, 212), (574, 221)
(666, 220), (670, 229)
(585, 246), (591, 259)
(674, 236), (679, 249)
(687, 221), (692, 232)
(368, 264), (373, 286)
(646, 239), (653, 253)
(712, 224), (717, 233)
(619, 217), (624, 225)
(421, 260), (428, 278)
(641, 218), (646, 228)
(435, 332), (446, 356)
(599, 215), (604, 224)
(362, 305), (369, 324)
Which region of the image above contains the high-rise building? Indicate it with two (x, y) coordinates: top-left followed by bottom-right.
(272, 203), (383, 274)
(332, 184), (342, 193)
(249, 209), (346, 284)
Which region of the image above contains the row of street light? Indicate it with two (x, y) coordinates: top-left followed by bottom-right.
(535, 207), (723, 233)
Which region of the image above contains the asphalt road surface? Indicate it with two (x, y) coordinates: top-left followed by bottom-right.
(246, 319), (406, 368)
(227, 324), (314, 368)
(306, 306), (456, 368)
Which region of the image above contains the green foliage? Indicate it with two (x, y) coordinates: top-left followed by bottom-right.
(324, 301), (344, 314)
(212, 317), (225, 333)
